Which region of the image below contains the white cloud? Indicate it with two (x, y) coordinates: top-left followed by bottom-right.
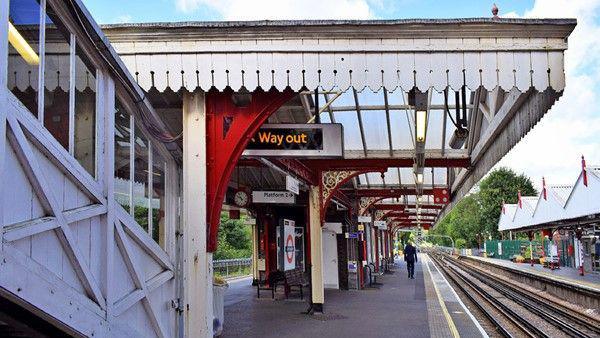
(112, 14), (132, 23)
(496, 0), (600, 187)
(175, 0), (374, 20)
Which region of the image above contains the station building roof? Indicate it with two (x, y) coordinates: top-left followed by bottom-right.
(499, 166), (600, 232)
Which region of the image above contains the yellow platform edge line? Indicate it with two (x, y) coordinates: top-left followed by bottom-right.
(424, 255), (460, 338)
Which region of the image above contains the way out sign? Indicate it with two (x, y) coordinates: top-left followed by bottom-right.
(283, 220), (296, 271)
(242, 123), (343, 158)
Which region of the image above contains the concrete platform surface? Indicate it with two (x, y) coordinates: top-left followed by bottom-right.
(466, 255), (600, 291)
(221, 256), (484, 338)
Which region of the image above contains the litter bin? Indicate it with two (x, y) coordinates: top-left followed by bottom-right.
(213, 280), (228, 336)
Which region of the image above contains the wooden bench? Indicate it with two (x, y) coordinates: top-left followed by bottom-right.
(256, 271), (285, 299)
(282, 269), (309, 300)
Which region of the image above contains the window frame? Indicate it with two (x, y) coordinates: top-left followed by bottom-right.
(6, 0), (102, 177)
(114, 90), (177, 255)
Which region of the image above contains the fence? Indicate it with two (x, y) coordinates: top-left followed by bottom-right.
(213, 258), (253, 279)
(485, 239), (550, 260)
(433, 246), (485, 257)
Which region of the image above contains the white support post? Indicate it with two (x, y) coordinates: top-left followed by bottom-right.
(148, 142), (153, 237)
(182, 91), (213, 337)
(0, 0), (9, 251)
(37, 0), (46, 122)
(128, 114), (135, 215)
(68, 34), (76, 155)
(100, 71), (116, 317)
(308, 185), (324, 313)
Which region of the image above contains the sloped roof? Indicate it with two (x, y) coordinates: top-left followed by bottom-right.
(498, 165), (600, 231)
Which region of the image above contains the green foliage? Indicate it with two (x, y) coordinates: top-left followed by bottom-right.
(214, 213), (253, 260)
(398, 231), (414, 247)
(430, 167), (537, 248)
(455, 238), (467, 249)
(477, 168), (537, 239)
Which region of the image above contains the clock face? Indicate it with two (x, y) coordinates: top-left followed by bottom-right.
(234, 190), (249, 207)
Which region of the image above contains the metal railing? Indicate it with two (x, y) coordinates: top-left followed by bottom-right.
(213, 258), (252, 279)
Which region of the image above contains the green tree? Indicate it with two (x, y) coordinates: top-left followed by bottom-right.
(430, 167), (536, 248)
(214, 213), (253, 260)
(478, 167), (537, 239)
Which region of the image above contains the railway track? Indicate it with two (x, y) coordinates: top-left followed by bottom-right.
(428, 252), (600, 338)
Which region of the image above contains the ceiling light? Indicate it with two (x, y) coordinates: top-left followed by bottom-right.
(8, 22), (39, 65)
(449, 127), (468, 149)
(415, 110), (427, 143)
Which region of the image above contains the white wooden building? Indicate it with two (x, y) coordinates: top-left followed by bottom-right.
(1, 0), (575, 337)
(499, 165), (600, 231)
(2, 0), (179, 337)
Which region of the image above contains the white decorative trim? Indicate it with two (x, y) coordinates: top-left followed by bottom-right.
(107, 34), (568, 93)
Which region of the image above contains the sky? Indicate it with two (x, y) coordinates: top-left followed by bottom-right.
(82, 0), (600, 192)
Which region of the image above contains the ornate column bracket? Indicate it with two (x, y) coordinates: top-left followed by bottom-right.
(320, 170), (370, 222)
(375, 210), (386, 221)
(359, 197), (377, 216)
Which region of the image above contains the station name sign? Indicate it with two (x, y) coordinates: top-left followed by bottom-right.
(243, 124), (343, 158)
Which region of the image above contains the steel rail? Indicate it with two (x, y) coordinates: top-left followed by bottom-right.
(429, 253), (546, 338)
(428, 254), (516, 338)
(448, 255), (600, 337)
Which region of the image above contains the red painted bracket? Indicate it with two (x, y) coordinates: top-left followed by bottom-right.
(319, 169), (385, 223)
(206, 88), (295, 252)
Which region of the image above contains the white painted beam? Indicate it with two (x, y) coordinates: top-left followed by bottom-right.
(182, 91), (213, 337)
(0, 0), (8, 252)
(309, 185), (324, 310)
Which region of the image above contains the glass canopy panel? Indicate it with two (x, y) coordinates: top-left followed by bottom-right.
(389, 110), (414, 150)
(329, 90), (354, 108)
(425, 110), (444, 149)
(362, 110), (390, 150)
(382, 168), (400, 185)
(318, 111), (331, 123)
(357, 174), (367, 185)
(432, 167), (447, 185)
(398, 168), (415, 185)
(334, 111), (362, 150)
(366, 172), (383, 185)
(404, 195), (417, 203)
(386, 89), (407, 106)
(423, 169), (433, 185)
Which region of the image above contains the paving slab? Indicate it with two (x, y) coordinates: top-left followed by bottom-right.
(222, 256), (484, 338)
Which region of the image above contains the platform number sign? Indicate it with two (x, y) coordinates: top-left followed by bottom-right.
(283, 220), (296, 271)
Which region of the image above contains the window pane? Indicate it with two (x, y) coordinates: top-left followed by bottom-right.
(114, 101), (131, 211)
(151, 151), (166, 247)
(7, 0), (41, 116)
(74, 44), (97, 176)
(133, 125), (150, 231)
(43, 7), (71, 149)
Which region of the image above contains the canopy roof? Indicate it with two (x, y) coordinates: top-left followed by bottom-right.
(100, 18), (575, 228)
(102, 18), (575, 94)
(499, 166), (600, 232)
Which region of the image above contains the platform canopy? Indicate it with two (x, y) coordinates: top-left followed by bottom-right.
(102, 18), (576, 227)
(499, 166), (600, 232)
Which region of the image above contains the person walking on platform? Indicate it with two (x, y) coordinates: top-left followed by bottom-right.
(404, 242), (418, 279)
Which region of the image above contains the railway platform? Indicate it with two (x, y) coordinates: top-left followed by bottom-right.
(221, 256), (485, 338)
(464, 256), (600, 291)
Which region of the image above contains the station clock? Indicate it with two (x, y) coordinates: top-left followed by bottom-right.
(233, 189), (250, 208)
